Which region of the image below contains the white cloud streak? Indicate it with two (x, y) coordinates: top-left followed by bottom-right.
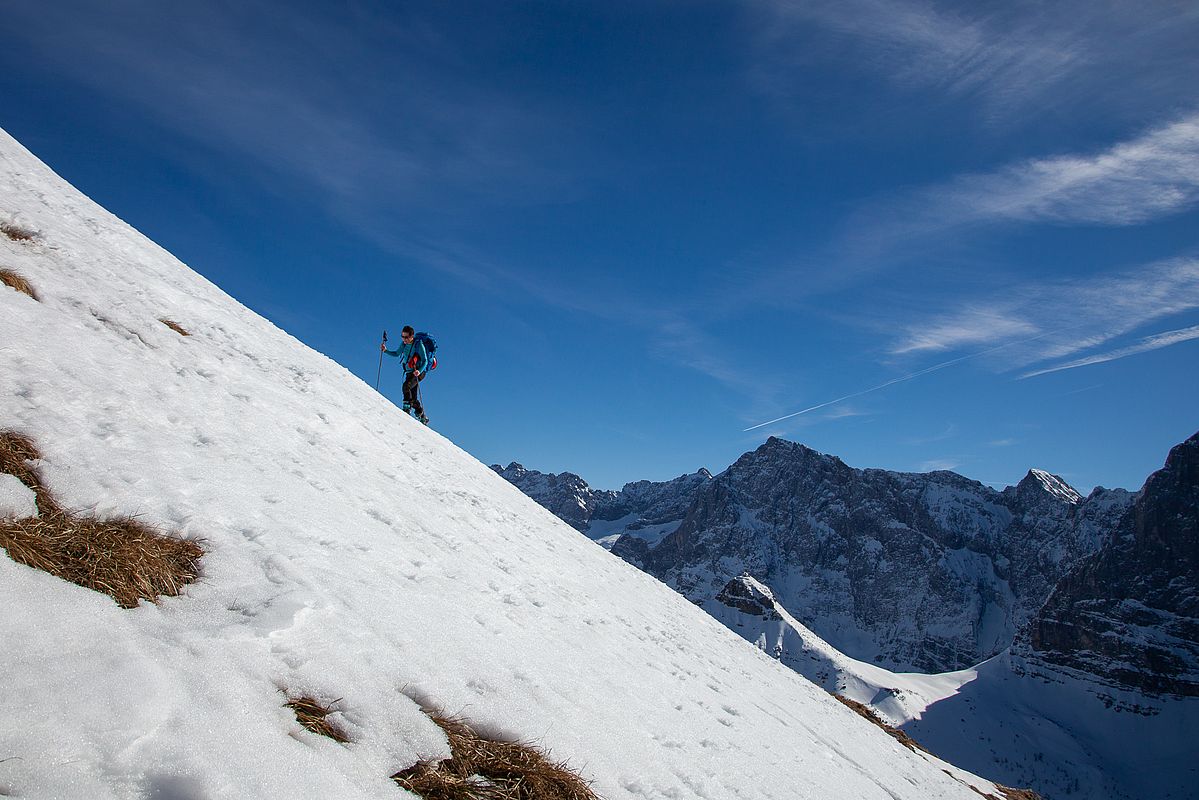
(748, 0), (1199, 121)
(849, 112), (1199, 262)
(734, 111), (1199, 312)
(1021, 324), (1199, 378)
(892, 307), (1039, 354)
(750, 0), (1090, 113)
(918, 458), (962, 472)
(892, 257), (1199, 371)
(749, 255), (1199, 428)
(930, 113), (1199, 227)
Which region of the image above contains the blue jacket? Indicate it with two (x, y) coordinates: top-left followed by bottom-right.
(385, 339), (428, 375)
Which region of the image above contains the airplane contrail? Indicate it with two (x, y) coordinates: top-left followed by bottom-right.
(742, 334), (1049, 433)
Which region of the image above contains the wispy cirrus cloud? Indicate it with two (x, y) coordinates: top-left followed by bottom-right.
(749, 0), (1089, 113)
(1022, 324), (1199, 379)
(747, 0), (1199, 120)
(891, 257), (1199, 374)
(851, 112), (1199, 262)
(918, 458), (962, 472)
(731, 110), (1199, 311)
(2, 0), (588, 273)
(892, 307), (1039, 354)
(823, 405), (872, 420)
(651, 314), (787, 406)
(917, 113), (1199, 228)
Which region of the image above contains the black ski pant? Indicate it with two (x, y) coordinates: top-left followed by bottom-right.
(402, 371), (424, 416)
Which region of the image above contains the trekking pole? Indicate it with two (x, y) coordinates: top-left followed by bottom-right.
(375, 330), (387, 391)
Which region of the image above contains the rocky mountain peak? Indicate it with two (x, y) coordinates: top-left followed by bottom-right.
(1025, 429), (1199, 696)
(493, 462), (713, 538)
(635, 437), (1128, 671)
(715, 574), (779, 619)
(498, 461), (528, 479)
(1148, 429), (1199, 497)
(1012, 469), (1082, 505)
(489, 463), (615, 531)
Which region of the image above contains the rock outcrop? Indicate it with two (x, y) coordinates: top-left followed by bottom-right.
(1026, 431), (1199, 696)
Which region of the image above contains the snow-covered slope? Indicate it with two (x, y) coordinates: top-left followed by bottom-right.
(707, 575), (978, 726)
(709, 575), (1199, 800)
(909, 653), (1199, 800)
(0, 129), (1011, 798)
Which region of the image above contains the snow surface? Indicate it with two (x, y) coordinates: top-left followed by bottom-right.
(705, 577), (978, 726)
(0, 129), (1006, 798)
(0, 472), (37, 518)
(909, 654), (1199, 800)
(709, 576), (1199, 800)
(586, 512), (682, 550)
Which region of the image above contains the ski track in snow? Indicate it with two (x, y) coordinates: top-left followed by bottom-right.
(0, 127), (1000, 799)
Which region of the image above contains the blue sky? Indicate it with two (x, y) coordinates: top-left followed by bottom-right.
(3, 0), (1197, 492)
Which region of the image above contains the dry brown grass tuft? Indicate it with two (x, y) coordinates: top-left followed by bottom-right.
(286, 696), (349, 744)
(394, 710), (600, 800)
(832, 693), (928, 753)
(0, 514), (204, 608)
(0, 221), (36, 242)
(160, 319), (190, 336)
(0, 268), (38, 301)
(0, 431), (52, 510)
(0, 430), (203, 608)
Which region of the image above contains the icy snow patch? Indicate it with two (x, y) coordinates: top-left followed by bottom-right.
(587, 512), (681, 549)
(0, 473), (37, 518)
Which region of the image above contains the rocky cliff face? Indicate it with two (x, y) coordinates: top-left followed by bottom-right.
(590, 469), (713, 528)
(490, 462), (617, 531)
(490, 462), (712, 544)
(498, 437), (1134, 673)
(641, 438), (1133, 672)
(1024, 431), (1199, 697)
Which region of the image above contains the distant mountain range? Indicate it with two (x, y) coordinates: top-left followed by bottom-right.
(497, 439), (1138, 675)
(495, 430), (1199, 799)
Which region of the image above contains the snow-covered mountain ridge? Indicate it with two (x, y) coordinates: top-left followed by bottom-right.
(0, 130), (1017, 798)
(498, 439), (1134, 673)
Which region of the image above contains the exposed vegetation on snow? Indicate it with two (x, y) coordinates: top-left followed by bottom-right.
(395, 709), (600, 800)
(0, 267), (37, 300)
(0, 430), (203, 608)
